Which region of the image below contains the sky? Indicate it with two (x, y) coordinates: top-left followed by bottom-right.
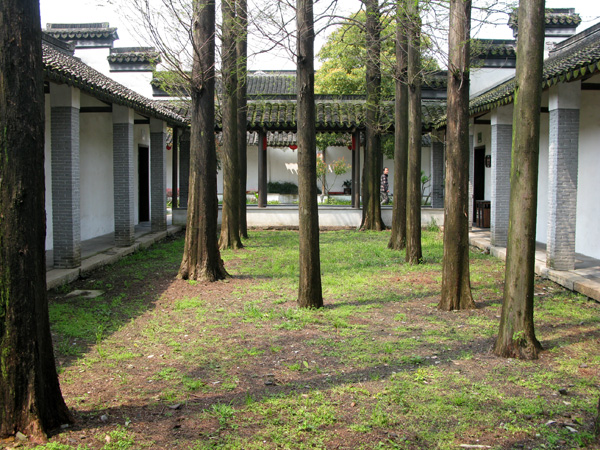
(39, 0), (600, 71)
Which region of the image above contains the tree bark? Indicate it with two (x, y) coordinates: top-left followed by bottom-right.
(0, 0), (73, 440)
(439, 0), (475, 311)
(296, 0), (323, 308)
(218, 0), (243, 250)
(493, 0), (544, 359)
(389, 0), (409, 250)
(406, 0), (423, 264)
(360, 0), (385, 231)
(179, 0), (229, 281)
(236, 0), (249, 239)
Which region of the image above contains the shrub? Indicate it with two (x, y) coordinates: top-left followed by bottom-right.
(267, 181), (298, 195)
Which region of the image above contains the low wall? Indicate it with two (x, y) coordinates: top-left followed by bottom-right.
(173, 207), (444, 229)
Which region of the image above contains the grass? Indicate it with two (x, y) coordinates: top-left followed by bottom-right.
(36, 230), (600, 450)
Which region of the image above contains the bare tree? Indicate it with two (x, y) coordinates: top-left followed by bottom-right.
(219, 0), (243, 250)
(237, 0), (249, 239)
(388, 0), (409, 250)
(297, 0), (324, 308)
(493, 0), (544, 359)
(179, 0), (229, 281)
(405, 0), (423, 265)
(0, 0), (73, 439)
(439, 0), (475, 310)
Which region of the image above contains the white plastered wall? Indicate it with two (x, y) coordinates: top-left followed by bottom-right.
(110, 71), (155, 99)
(79, 93), (114, 240)
(74, 47), (111, 77)
(226, 143), (431, 197)
(535, 90), (550, 245)
(576, 83), (600, 259)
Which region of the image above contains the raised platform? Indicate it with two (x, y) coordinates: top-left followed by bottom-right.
(173, 205), (444, 229)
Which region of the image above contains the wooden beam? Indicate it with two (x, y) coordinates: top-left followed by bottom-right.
(582, 83), (600, 91)
(80, 106), (112, 113)
(134, 119), (150, 125)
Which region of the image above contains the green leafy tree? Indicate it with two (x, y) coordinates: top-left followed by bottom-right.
(315, 10), (438, 97)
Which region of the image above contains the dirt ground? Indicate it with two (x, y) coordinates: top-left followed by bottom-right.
(7, 231), (600, 450)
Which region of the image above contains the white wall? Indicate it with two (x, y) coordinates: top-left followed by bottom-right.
(470, 68), (515, 99)
(576, 87), (600, 259)
(80, 94), (114, 240)
(536, 94), (550, 245)
(110, 71), (155, 98)
(225, 143), (431, 196)
(74, 47), (111, 77)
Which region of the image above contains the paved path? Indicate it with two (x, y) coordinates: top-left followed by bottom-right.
(46, 223), (182, 290)
(469, 228), (600, 302)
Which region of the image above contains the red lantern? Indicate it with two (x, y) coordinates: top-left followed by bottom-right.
(351, 135), (356, 150)
(166, 144), (172, 151)
(289, 144), (298, 150)
(263, 135), (268, 150)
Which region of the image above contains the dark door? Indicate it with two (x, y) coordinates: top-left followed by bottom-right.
(473, 146), (485, 222)
(139, 146), (150, 222)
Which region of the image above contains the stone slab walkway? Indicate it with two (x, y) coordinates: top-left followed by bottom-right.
(46, 223), (182, 290)
(469, 228), (600, 302)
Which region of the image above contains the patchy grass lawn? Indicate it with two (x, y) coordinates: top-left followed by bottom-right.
(30, 229), (600, 449)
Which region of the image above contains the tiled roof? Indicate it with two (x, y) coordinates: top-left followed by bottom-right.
(247, 71), (296, 98)
(108, 48), (161, 65)
(471, 40), (516, 60)
(153, 70), (447, 100)
(508, 8), (581, 34)
(166, 98), (445, 133)
(436, 22), (600, 126)
(45, 23), (118, 41)
(43, 38), (186, 126)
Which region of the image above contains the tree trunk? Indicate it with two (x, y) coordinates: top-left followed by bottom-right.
(218, 0), (243, 250)
(439, 0), (475, 310)
(179, 0), (228, 281)
(389, 0), (409, 250)
(360, 0), (385, 231)
(237, 0), (249, 239)
(0, 0), (73, 440)
(406, 0), (423, 264)
(493, 0), (544, 359)
(595, 396), (600, 441)
(296, 0), (323, 308)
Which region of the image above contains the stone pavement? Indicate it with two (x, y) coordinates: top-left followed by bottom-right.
(46, 222), (182, 290)
(469, 228), (600, 302)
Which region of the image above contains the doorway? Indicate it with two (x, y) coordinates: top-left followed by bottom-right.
(473, 146), (486, 223)
(138, 146), (150, 222)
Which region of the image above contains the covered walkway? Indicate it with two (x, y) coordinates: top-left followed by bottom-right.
(469, 228), (600, 302)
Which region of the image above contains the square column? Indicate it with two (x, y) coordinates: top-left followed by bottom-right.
(51, 84), (81, 268)
(150, 118), (167, 232)
(258, 130), (267, 208)
(547, 81), (580, 270)
(490, 105), (513, 247)
(352, 130), (361, 209)
(179, 130), (190, 208)
(430, 133), (444, 208)
(113, 105), (135, 247)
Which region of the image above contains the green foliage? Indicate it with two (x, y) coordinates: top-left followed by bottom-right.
(315, 10), (439, 97)
(266, 181), (298, 194)
(316, 156), (350, 196)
